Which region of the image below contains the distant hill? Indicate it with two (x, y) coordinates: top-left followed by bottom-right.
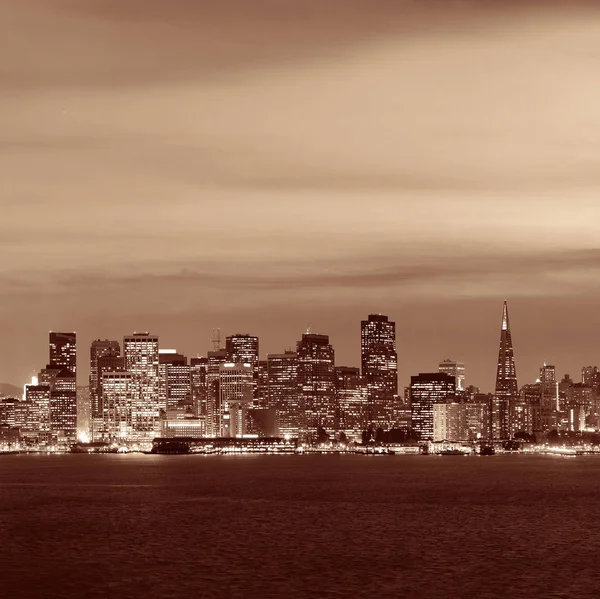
(0, 383), (21, 398)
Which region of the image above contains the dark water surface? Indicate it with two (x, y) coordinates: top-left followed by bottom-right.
(2, 454), (600, 599)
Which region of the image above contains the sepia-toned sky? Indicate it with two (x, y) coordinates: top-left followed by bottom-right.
(2, 0), (600, 391)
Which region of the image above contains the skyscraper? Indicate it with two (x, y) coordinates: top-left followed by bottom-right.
(123, 333), (160, 440)
(89, 339), (120, 419)
(297, 333), (336, 436)
(190, 357), (208, 418)
(360, 314), (398, 428)
(410, 372), (455, 441)
(256, 360), (269, 407)
(158, 350), (191, 410)
(206, 349), (228, 436)
(50, 369), (77, 441)
(49, 332), (77, 376)
(493, 301), (518, 440)
(102, 371), (134, 441)
(219, 363), (254, 437)
(335, 366), (368, 442)
(438, 359), (465, 392)
(267, 351), (300, 437)
(581, 366), (600, 395)
(226, 334), (259, 400)
(25, 384), (51, 444)
(539, 363), (558, 431)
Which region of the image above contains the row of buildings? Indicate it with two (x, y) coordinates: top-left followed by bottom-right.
(2, 303), (600, 447)
(1, 315), (400, 446)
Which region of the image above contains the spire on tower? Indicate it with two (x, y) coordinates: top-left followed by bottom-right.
(501, 300), (509, 331)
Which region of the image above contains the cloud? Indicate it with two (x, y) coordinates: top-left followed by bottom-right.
(2, 0), (600, 387)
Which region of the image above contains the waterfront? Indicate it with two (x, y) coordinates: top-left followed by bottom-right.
(2, 454), (600, 599)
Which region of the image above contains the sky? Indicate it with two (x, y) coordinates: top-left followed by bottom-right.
(2, 0), (600, 392)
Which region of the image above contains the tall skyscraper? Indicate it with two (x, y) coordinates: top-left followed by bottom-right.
(206, 349), (228, 436)
(410, 372), (455, 441)
(267, 351), (300, 437)
(297, 333), (336, 436)
(50, 369), (77, 441)
(190, 357), (208, 418)
(123, 333), (160, 440)
(256, 360), (269, 407)
(539, 362), (558, 431)
(438, 359), (465, 392)
(25, 384), (52, 443)
(102, 371), (134, 441)
(335, 366), (368, 442)
(49, 332), (77, 376)
(219, 363), (254, 437)
(158, 350), (191, 410)
(226, 334), (259, 400)
(493, 301), (518, 440)
(360, 314), (398, 428)
(89, 339), (121, 419)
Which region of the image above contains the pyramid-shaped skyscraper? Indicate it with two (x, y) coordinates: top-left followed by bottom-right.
(494, 301), (518, 400)
(492, 301), (518, 439)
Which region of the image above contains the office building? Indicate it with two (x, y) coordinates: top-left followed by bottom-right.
(438, 359), (465, 391)
(206, 349), (228, 436)
(219, 363), (254, 437)
(539, 363), (558, 432)
(49, 332), (77, 376)
(267, 351), (300, 437)
(297, 333), (336, 436)
(190, 357), (208, 418)
(411, 372), (455, 441)
(226, 334), (259, 400)
(158, 350), (191, 409)
(50, 369), (77, 441)
(361, 314), (398, 427)
(102, 371), (134, 441)
(335, 366), (368, 442)
(89, 339), (120, 419)
(493, 301), (518, 440)
(256, 360), (269, 407)
(123, 333), (160, 440)
(25, 384), (52, 442)
(433, 401), (488, 442)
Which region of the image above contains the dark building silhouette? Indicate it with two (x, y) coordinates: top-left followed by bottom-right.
(257, 360), (269, 407)
(493, 301), (518, 439)
(49, 331), (77, 376)
(297, 333), (336, 436)
(89, 339), (120, 419)
(410, 372), (455, 441)
(50, 368), (77, 440)
(360, 314), (398, 428)
(190, 357), (208, 418)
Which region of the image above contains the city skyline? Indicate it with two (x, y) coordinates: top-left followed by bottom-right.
(3, 299), (600, 393)
(4, 4), (600, 599)
(3, 1), (600, 395)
